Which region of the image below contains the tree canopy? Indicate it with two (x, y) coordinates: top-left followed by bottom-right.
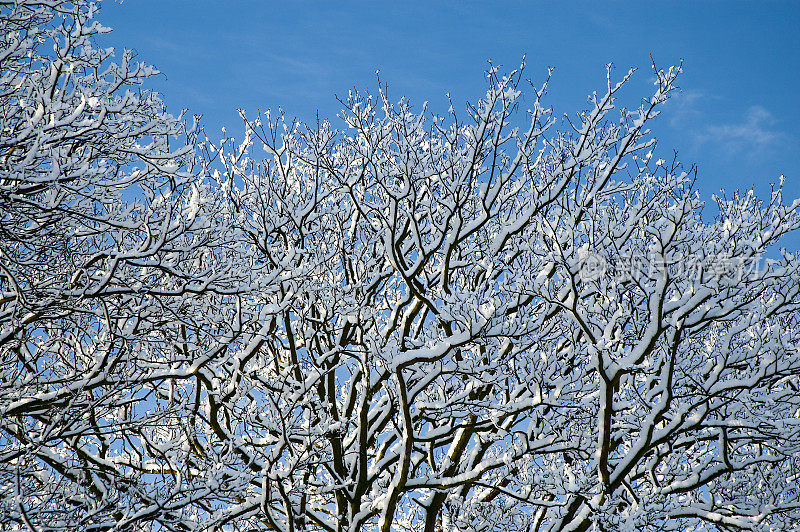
(2, 2), (799, 531)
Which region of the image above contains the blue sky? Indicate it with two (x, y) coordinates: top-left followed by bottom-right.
(101, 1), (799, 246)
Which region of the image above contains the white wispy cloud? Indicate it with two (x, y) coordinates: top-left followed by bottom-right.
(697, 105), (786, 154)
(666, 89), (706, 128)
(667, 90), (790, 159)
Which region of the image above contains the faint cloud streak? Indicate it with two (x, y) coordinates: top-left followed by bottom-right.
(667, 89), (706, 128)
(667, 90), (790, 160)
(697, 105), (787, 156)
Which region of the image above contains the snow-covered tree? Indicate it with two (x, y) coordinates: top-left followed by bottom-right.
(0, 1), (242, 529)
(2, 2), (800, 531)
